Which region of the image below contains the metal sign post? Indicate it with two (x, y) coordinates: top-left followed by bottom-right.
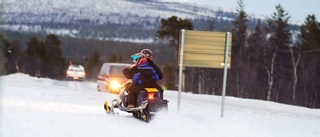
(178, 29), (186, 113)
(220, 32), (231, 118)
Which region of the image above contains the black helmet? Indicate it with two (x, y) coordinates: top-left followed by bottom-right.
(140, 49), (153, 60)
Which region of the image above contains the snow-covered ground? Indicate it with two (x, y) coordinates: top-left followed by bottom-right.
(0, 73), (320, 137)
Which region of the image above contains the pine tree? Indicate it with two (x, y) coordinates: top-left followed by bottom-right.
(0, 50), (5, 75)
(0, 34), (20, 74)
(43, 34), (66, 79)
(156, 15), (194, 58)
(300, 15), (320, 62)
(265, 4), (292, 102)
(9, 39), (22, 73)
(247, 20), (268, 99)
(266, 5), (291, 50)
(86, 51), (102, 81)
(0, 4), (5, 75)
(156, 16), (194, 91)
(232, 0), (248, 55)
(299, 14), (320, 107)
(230, 0), (248, 97)
(26, 36), (46, 77)
(0, 34), (6, 75)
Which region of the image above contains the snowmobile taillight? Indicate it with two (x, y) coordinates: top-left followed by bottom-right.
(148, 92), (155, 100)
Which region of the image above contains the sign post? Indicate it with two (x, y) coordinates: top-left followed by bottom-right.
(178, 29), (186, 113)
(220, 32), (231, 118)
(178, 29), (232, 116)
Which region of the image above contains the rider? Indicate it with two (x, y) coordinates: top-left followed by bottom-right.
(140, 49), (164, 98)
(122, 49), (164, 108)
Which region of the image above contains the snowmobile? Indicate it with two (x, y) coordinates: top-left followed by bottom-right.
(104, 80), (168, 122)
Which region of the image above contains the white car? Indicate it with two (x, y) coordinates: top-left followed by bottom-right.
(97, 63), (131, 94)
(66, 65), (86, 80)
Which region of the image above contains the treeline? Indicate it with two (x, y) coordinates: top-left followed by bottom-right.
(156, 2), (320, 108)
(0, 32), (175, 84)
(0, 34), (67, 79)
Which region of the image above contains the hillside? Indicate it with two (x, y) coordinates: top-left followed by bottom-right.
(1, 0), (246, 42)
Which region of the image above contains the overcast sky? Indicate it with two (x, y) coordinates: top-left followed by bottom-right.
(190, 0), (320, 23)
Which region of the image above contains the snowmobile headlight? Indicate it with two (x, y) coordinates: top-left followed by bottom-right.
(110, 81), (121, 91)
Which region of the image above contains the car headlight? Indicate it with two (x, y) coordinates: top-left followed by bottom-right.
(110, 81), (121, 91)
(67, 70), (72, 75)
(81, 72), (86, 76)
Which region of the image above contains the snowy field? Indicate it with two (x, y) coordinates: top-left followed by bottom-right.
(0, 73), (320, 137)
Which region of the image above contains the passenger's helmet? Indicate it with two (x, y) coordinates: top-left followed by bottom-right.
(140, 49), (153, 60)
(130, 53), (141, 63)
(130, 53), (148, 66)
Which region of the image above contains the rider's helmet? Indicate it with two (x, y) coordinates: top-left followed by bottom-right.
(140, 49), (153, 60)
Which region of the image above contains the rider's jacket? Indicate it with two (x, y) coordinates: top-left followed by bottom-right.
(132, 64), (159, 84)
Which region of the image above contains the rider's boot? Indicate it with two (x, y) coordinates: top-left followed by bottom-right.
(127, 104), (135, 108)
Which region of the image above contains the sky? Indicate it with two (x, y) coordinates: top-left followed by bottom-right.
(1, 73), (320, 137)
(191, 0), (320, 23)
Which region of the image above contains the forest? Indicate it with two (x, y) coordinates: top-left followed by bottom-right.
(1, 1), (320, 108)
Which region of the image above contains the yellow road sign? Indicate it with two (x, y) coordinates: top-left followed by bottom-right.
(179, 30), (232, 68)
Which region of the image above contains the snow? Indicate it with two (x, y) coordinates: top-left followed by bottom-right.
(0, 73), (320, 137)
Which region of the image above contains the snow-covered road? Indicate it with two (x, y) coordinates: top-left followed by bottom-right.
(1, 73), (320, 137)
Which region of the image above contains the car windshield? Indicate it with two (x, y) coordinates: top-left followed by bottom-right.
(110, 66), (127, 77)
(68, 65), (83, 71)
